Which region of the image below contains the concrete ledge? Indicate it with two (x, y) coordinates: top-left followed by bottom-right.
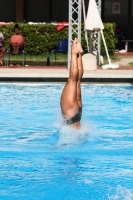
(0, 68), (133, 83)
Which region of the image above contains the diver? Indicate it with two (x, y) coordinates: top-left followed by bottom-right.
(60, 38), (83, 129)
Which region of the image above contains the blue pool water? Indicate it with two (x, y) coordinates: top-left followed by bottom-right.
(0, 83), (133, 200)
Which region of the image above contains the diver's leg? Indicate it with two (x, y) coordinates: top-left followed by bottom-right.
(77, 45), (84, 108)
(67, 38), (83, 81)
(60, 39), (80, 116)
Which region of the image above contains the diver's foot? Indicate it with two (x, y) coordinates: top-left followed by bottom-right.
(76, 38), (83, 53)
(71, 38), (83, 54)
(71, 38), (79, 54)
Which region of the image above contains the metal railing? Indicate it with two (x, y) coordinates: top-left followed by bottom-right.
(68, 0), (101, 68)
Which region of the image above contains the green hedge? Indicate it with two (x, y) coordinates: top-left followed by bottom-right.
(101, 23), (118, 55)
(0, 23), (117, 55)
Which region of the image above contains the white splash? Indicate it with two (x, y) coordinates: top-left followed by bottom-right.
(108, 185), (133, 200)
(54, 118), (97, 147)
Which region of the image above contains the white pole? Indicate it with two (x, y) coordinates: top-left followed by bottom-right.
(82, 0), (89, 52)
(97, 0), (102, 66)
(100, 30), (111, 65)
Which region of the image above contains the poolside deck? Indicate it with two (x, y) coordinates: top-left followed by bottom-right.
(0, 52), (133, 83)
(0, 66), (133, 83)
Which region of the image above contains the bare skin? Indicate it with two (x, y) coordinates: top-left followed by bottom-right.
(60, 38), (84, 129)
(10, 27), (25, 55)
(0, 38), (6, 65)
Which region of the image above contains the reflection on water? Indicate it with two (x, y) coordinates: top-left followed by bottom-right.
(0, 83), (133, 200)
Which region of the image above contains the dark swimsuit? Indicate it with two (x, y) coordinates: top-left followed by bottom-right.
(63, 107), (82, 125)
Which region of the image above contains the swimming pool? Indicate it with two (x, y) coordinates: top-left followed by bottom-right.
(0, 83), (133, 200)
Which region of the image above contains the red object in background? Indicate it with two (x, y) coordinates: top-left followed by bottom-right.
(56, 22), (69, 31)
(56, 25), (65, 31)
